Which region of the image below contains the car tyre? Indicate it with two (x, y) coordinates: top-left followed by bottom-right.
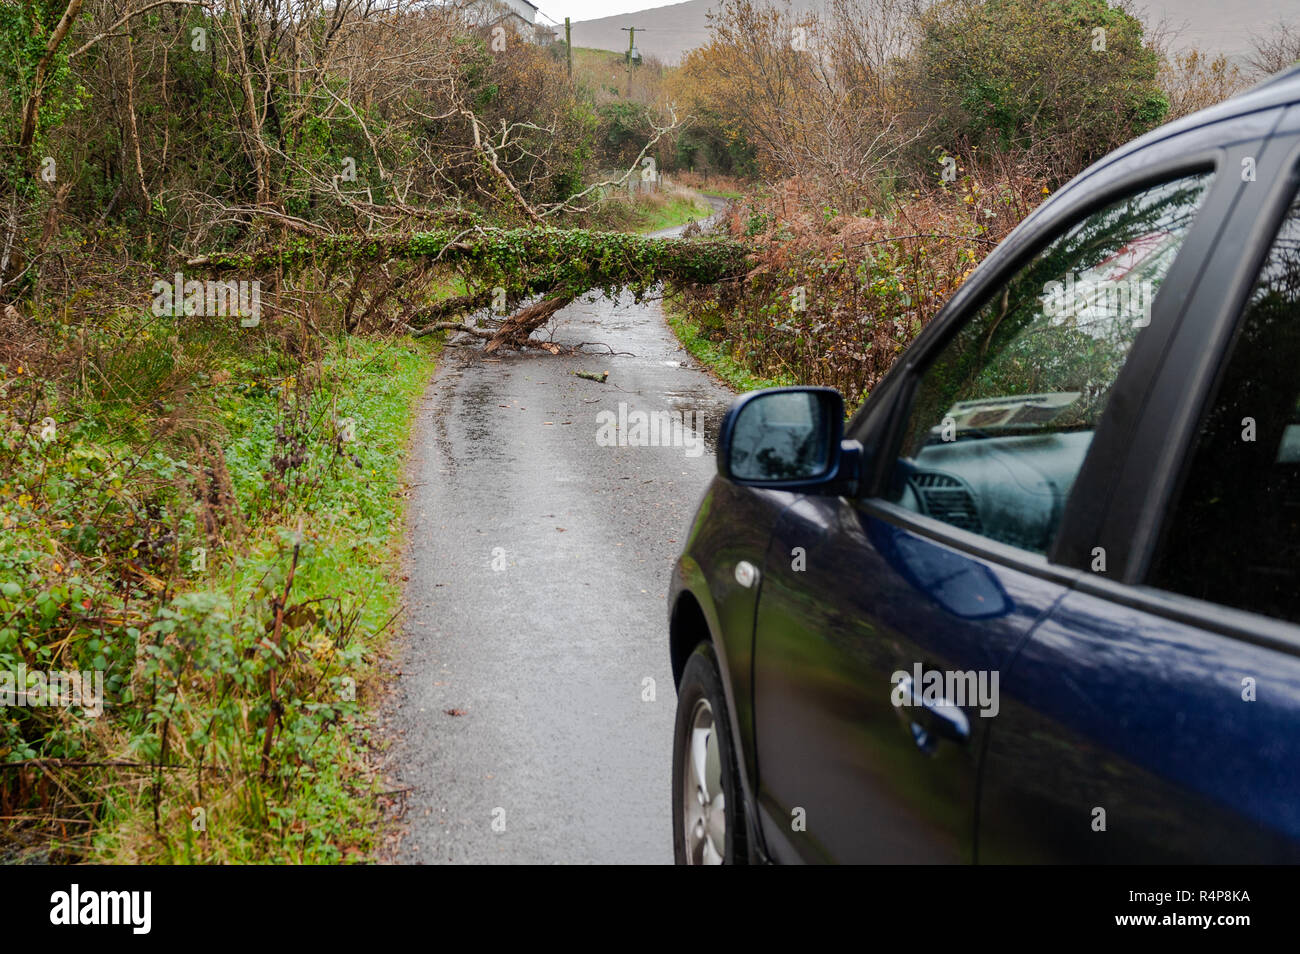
(673, 641), (748, 864)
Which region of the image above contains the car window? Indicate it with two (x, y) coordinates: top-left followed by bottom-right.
(884, 173), (1214, 553)
(1148, 186), (1300, 624)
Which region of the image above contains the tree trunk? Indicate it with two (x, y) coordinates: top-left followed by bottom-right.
(484, 294), (576, 353)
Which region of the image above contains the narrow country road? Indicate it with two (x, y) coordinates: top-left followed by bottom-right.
(384, 205), (736, 863)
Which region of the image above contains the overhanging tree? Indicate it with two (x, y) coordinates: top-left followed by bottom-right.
(187, 226), (751, 352)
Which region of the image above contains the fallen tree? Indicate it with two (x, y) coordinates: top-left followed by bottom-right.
(186, 227), (751, 352)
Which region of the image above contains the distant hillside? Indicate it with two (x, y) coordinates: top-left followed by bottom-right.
(568, 0), (816, 65)
(1148, 0), (1298, 62)
(567, 0), (720, 65)
(568, 0), (1298, 66)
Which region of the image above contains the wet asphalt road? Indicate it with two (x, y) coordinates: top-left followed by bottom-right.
(385, 209), (736, 863)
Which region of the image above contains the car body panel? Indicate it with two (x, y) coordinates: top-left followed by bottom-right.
(979, 587), (1300, 862)
(751, 497), (1070, 863)
(973, 105), (1300, 865)
(669, 478), (798, 850)
(669, 72), (1300, 865)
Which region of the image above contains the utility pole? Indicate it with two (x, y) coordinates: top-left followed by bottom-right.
(620, 26), (643, 98)
(565, 17), (572, 80)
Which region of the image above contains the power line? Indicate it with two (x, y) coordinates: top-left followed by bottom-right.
(533, 6), (563, 27)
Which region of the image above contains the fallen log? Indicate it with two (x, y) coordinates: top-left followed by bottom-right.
(185, 226), (750, 352)
(484, 294), (575, 354)
(186, 227), (749, 289)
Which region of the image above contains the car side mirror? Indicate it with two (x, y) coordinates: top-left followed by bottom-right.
(717, 387), (861, 495)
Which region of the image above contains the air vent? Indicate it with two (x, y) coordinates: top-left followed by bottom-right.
(911, 472), (982, 534)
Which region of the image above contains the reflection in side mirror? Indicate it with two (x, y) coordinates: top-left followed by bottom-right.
(730, 390), (831, 481)
(717, 387), (860, 494)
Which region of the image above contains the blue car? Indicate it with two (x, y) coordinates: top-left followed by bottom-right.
(668, 66), (1300, 864)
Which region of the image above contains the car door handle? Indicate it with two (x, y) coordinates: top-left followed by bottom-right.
(895, 675), (971, 750)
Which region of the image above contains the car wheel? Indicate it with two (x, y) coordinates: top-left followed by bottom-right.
(673, 641), (748, 864)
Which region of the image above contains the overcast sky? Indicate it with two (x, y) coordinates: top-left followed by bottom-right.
(534, 0), (685, 25)
(537, 0), (1296, 57)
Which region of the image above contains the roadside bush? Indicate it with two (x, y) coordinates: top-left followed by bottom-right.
(675, 160), (1047, 405)
(0, 324), (430, 863)
(908, 0), (1168, 183)
(1161, 49), (1248, 121)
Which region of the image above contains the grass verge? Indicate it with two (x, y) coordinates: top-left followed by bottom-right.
(664, 300), (796, 393)
(0, 326), (437, 863)
(629, 192), (714, 233)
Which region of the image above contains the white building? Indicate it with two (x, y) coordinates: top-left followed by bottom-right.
(458, 0), (552, 44)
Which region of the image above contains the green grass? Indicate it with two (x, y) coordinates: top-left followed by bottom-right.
(630, 193), (713, 233)
(665, 302), (795, 393)
(569, 45), (652, 98)
(0, 329), (438, 864)
(114, 336), (437, 863)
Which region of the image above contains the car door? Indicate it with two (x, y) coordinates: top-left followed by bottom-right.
(978, 124), (1300, 863)
(750, 160), (1226, 863)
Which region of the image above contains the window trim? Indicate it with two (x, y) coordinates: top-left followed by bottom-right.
(857, 497), (1084, 590)
(1132, 131), (1300, 628)
(1086, 120), (1300, 587)
(1073, 573), (1300, 656)
(858, 154), (1229, 566)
